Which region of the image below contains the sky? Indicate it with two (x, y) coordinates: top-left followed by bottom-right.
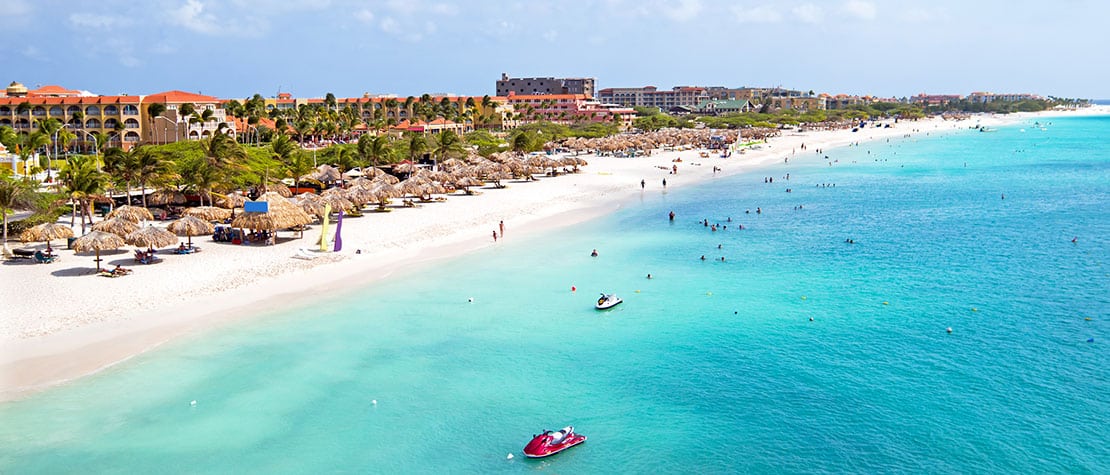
(3, 0), (1107, 100)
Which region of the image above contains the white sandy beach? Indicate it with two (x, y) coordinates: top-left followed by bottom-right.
(2, 108), (1101, 401)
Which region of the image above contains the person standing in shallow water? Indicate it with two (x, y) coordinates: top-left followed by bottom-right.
(662, 178), (667, 188)
(499, 220), (504, 238)
(641, 179), (645, 189)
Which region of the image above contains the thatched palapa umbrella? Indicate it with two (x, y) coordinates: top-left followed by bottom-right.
(106, 205), (154, 223)
(319, 188), (354, 211)
(20, 222), (74, 252)
(184, 206), (232, 222)
(148, 190), (186, 206)
(257, 181), (293, 198)
(72, 230), (125, 271)
(311, 165), (342, 184)
(231, 192), (313, 237)
(92, 217), (141, 236)
(168, 216), (214, 247)
(125, 225), (178, 252)
(216, 193), (246, 210)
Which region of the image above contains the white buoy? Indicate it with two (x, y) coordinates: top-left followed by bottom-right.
(190, 400), (197, 406)
(371, 400), (377, 405)
(506, 453), (514, 460)
(946, 327), (953, 334)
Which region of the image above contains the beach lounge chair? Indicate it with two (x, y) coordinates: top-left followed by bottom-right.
(134, 250), (161, 264)
(33, 251), (56, 264)
(9, 248), (33, 260)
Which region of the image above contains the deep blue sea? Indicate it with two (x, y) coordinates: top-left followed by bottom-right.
(1, 116), (1107, 473)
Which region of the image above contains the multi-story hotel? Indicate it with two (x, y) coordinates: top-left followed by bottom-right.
(0, 82), (228, 154)
(502, 92), (636, 129)
(496, 74), (596, 97)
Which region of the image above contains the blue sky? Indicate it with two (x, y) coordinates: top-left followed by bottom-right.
(3, 0), (1107, 100)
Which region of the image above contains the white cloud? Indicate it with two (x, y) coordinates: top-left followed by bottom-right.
(843, 0), (876, 20)
(428, 3), (459, 15)
(792, 3), (823, 23)
(69, 13), (132, 30)
(659, 0), (703, 22)
(732, 5), (783, 23)
(22, 46), (47, 62)
(170, 0), (221, 35)
(380, 17), (400, 34)
(355, 9), (374, 24)
(385, 0), (419, 15)
(9, 0), (32, 16)
(167, 0), (267, 37)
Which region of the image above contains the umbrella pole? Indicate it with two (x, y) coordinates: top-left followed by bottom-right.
(95, 250), (101, 272)
(187, 234), (193, 247)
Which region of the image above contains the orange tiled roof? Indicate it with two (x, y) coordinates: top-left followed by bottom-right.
(144, 90), (220, 103)
(505, 93), (590, 101)
(28, 85), (82, 96)
(0, 95), (139, 106)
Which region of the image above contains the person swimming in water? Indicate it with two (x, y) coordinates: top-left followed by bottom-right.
(590, 249), (598, 257)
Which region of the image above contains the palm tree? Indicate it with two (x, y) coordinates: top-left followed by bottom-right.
(0, 169), (37, 249)
(129, 146), (172, 208)
(36, 118), (63, 180)
(284, 151), (315, 193)
(102, 146), (133, 199)
(0, 126), (18, 152)
(27, 131), (50, 178)
(177, 156), (220, 206)
(146, 103), (167, 143)
(407, 133), (428, 162)
(202, 132), (248, 172)
(271, 134), (298, 163)
(57, 129), (77, 157)
(403, 96), (415, 119)
(92, 131), (112, 156)
(432, 130), (465, 163)
(358, 134), (393, 166)
(178, 103), (196, 140)
(57, 155), (107, 234)
(15, 102), (32, 131)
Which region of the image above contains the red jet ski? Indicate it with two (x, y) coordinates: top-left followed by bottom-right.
(523, 426), (586, 458)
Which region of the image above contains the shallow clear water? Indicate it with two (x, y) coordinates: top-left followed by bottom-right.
(2, 117), (1107, 473)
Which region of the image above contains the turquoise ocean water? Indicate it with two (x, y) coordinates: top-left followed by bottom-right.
(2, 116), (1107, 473)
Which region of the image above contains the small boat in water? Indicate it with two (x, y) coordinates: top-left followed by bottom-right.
(595, 293), (623, 310)
(523, 426), (586, 458)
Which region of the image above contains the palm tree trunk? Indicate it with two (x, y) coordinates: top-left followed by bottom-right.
(71, 200), (77, 226)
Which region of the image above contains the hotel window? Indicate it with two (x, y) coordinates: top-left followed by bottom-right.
(50, 106), (64, 116)
(85, 106), (100, 115)
(104, 105), (119, 115)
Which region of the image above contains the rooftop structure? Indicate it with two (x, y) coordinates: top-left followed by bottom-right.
(496, 73), (596, 97)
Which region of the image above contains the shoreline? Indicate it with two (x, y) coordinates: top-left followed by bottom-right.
(2, 107), (1103, 402)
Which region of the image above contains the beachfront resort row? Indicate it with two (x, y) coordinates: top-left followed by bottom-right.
(1, 126), (745, 275)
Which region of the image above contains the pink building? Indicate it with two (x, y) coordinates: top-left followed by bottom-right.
(503, 92), (636, 129)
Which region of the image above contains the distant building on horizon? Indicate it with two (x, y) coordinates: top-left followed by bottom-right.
(600, 85), (827, 112)
(496, 73), (596, 97)
(966, 91), (1042, 103)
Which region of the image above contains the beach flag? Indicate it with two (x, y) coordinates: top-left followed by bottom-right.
(333, 209), (344, 252)
(319, 203), (331, 252)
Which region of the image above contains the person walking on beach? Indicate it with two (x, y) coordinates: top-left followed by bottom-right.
(641, 179), (645, 189)
(499, 220), (505, 238)
(492, 230), (498, 242)
(662, 178), (667, 188)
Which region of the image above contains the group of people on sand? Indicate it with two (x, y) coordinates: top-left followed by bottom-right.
(492, 220), (505, 242)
